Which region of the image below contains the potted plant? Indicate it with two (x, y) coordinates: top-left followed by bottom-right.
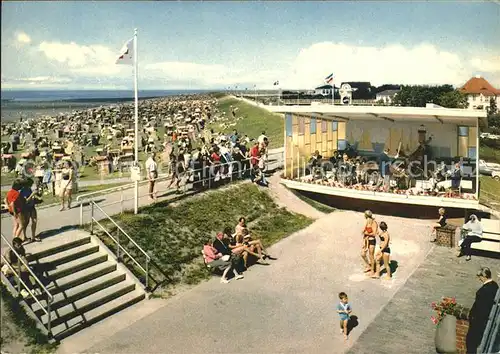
(431, 297), (461, 353)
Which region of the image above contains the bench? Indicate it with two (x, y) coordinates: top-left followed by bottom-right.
(471, 219), (500, 253)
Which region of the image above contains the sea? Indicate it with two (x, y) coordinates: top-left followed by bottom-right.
(1, 89), (213, 122)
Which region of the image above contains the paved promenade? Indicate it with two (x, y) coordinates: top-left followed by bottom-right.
(348, 246), (500, 354)
(58, 211), (435, 354)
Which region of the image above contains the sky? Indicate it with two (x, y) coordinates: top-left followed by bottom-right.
(2, 1), (500, 90)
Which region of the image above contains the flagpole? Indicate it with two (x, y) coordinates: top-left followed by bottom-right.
(133, 28), (139, 214)
(332, 80), (334, 106)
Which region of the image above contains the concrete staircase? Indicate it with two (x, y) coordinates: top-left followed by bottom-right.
(21, 229), (146, 340)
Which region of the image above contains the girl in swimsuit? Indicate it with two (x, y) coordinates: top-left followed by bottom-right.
(361, 210), (378, 275)
(373, 221), (392, 279)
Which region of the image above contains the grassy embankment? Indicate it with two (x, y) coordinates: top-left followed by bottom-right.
(93, 183), (312, 297)
(0, 285), (57, 354)
(480, 176), (500, 208)
(211, 96), (284, 149)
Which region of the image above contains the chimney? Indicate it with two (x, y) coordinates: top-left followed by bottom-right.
(475, 75), (481, 79)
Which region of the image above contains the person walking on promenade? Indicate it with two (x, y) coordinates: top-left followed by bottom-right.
(466, 267), (498, 353)
(336, 292), (352, 340)
(59, 160), (74, 211)
(361, 210), (378, 275)
(145, 152), (158, 201)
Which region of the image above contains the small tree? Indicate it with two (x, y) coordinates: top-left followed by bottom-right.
(438, 90), (469, 109)
(487, 97), (498, 116)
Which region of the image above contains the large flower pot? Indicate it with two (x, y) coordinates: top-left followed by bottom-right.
(435, 315), (457, 353)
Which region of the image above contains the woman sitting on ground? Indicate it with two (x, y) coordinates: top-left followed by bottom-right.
(203, 237), (243, 284)
(430, 208), (447, 242)
(373, 221), (392, 280)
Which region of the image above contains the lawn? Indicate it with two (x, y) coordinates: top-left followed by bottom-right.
(480, 176), (500, 209)
(211, 95), (284, 149)
(480, 145), (500, 164)
(1, 285), (57, 354)
(92, 183), (312, 296)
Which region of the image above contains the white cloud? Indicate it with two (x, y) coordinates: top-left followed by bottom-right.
(38, 41), (123, 75)
(7, 37), (500, 90)
(282, 42), (478, 89)
(16, 76), (72, 83)
(470, 56), (500, 73)
(145, 61), (229, 86)
(15, 31), (31, 45)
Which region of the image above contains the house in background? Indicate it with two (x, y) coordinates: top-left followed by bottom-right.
(460, 75), (500, 110)
(376, 89), (400, 105)
(314, 84), (335, 96)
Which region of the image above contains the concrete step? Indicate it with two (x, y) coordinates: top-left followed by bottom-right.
(27, 236), (91, 262)
(32, 244), (100, 267)
(32, 271), (127, 316)
(48, 253), (108, 280)
(47, 262), (117, 296)
(41, 282), (137, 327)
(50, 288), (145, 340)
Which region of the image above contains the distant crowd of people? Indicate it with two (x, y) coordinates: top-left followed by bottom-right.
(146, 129), (272, 200)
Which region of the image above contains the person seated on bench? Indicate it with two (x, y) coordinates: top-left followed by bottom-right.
(309, 150), (323, 178)
(203, 237), (243, 284)
(448, 163), (462, 197)
(457, 214), (484, 261)
(430, 208), (447, 242)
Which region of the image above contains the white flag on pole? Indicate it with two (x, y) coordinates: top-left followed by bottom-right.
(115, 38), (134, 65)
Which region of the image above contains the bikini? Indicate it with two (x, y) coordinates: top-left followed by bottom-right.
(379, 232), (391, 254)
(364, 224), (376, 246)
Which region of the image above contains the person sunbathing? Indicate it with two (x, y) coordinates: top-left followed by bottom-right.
(239, 229), (276, 261)
(227, 231), (265, 269)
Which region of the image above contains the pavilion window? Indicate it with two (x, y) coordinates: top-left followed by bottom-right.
(321, 120), (328, 133)
(338, 140), (347, 150)
(310, 118), (317, 134)
(298, 117), (305, 135)
(468, 147), (477, 159)
(285, 113), (292, 137)
(458, 126), (469, 137)
(332, 121), (338, 131)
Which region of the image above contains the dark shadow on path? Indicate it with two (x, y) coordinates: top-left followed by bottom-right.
(347, 315), (359, 335)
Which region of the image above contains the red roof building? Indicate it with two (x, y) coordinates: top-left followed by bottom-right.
(459, 76), (500, 110)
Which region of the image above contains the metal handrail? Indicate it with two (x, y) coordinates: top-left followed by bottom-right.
(89, 200), (151, 289)
(1, 233), (54, 336)
(78, 150), (284, 224)
(77, 149), (283, 203)
(478, 288), (500, 353)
